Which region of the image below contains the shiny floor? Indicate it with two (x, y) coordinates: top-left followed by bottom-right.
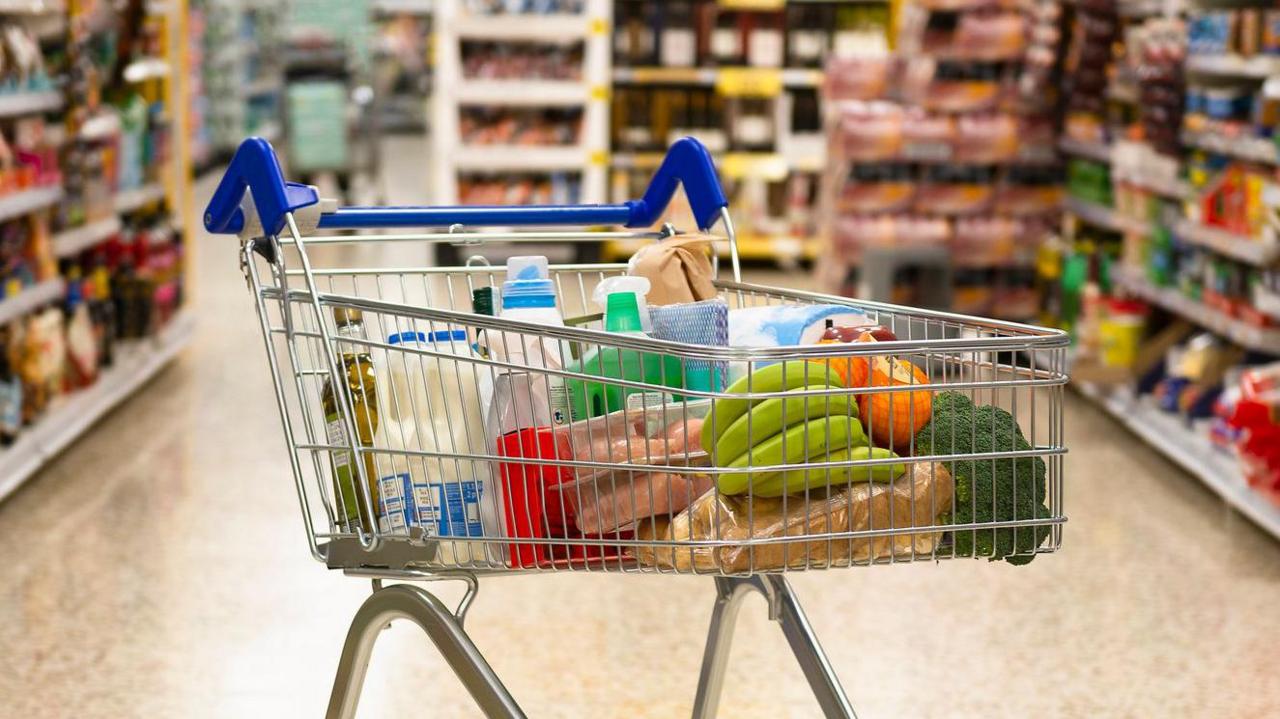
(3, 140), (1279, 718)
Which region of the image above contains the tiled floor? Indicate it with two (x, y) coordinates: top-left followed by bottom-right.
(2, 138), (1278, 717)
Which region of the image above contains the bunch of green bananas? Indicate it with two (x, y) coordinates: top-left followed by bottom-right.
(699, 361), (904, 496)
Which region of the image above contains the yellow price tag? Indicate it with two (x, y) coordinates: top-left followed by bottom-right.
(715, 67), (783, 98)
(720, 153), (788, 181)
(589, 150), (609, 166)
(589, 84), (609, 101)
(717, 0), (786, 9)
(589, 18), (608, 35)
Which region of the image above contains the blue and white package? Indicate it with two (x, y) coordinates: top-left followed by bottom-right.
(650, 298), (729, 392)
(725, 304), (869, 383)
(378, 473), (485, 538)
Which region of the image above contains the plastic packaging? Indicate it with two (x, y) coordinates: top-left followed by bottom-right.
(633, 462), (954, 572)
(485, 255), (571, 429)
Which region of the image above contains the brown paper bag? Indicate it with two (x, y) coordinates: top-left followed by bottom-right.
(628, 234), (718, 305)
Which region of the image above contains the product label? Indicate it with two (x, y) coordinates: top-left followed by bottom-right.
(661, 29), (696, 67)
(0, 379), (20, 434)
(326, 414), (359, 524)
(748, 29), (784, 68)
(548, 376), (570, 426)
(378, 473), (485, 538)
(711, 28), (741, 58)
(791, 31), (825, 61)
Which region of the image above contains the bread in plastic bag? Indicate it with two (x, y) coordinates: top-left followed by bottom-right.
(632, 461), (954, 572)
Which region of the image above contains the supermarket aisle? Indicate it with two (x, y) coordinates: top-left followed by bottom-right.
(2, 138), (1279, 718)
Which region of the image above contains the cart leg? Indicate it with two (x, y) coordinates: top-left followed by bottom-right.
(326, 583), (525, 719)
(690, 576), (756, 719)
(690, 575), (856, 719)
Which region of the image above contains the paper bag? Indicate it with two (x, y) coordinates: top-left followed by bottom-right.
(628, 235), (718, 305)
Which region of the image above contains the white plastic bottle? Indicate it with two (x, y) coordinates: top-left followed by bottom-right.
(376, 330), (502, 565)
(484, 255), (571, 432)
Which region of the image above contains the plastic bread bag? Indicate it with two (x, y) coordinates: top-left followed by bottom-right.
(633, 461), (954, 573)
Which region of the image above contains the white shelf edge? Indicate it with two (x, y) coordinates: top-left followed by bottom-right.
(1064, 196), (1149, 235)
(1058, 136), (1112, 163)
(51, 216), (123, 257)
(1113, 267), (1280, 353)
(455, 80), (588, 107)
(0, 185), (63, 223)
(454, 145), (588, 172)
(1181, 129), (1278, 165)
(1075, 381), (1280, 542)
(454, 13), (590, 41)
(1186, 53), (1280, 79)
(0, 278), (63, 325)
(114, 184), (166, 214)
(1172, 218), (1280, 266)
(0, 311), (195, 503)
(0, 90), (62, 118)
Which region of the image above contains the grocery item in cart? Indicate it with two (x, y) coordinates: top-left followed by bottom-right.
(322, 308), (381, 532)
(627, 234), (717, 306)
(484, 255), (571, 428)
(375, 330), (500, 564)
(648, 298), (729, 394)
(914, 392), (1050, 564)
(565, 281), (682, 421)
(633, 461), (954, 572)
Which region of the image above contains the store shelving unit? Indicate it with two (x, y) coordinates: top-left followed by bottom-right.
(1171, 218), (1280, 266)
(0, 312), (195, 501)
(1076, 380), (1280, 541)
(430, 0), (610, 255)
(1064, 196), (1150, 236)
(1111, 268), (1280, 354)
(0, 1), (194, 500)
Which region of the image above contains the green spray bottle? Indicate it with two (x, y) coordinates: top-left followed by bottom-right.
(565, 277), (683, 420)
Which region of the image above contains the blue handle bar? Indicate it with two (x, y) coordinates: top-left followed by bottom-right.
(204, 136), (729, 237)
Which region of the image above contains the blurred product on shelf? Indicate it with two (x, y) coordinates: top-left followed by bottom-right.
(464, 0), (584, 13)
(458, 172), (581, 206)
(463, 40), (583, 80)
(460, 107), (582, 146)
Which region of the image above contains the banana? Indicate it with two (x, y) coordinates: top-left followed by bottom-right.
(714, 386), (857, 468)
(716, 414), (862, 495)
(700, 361), (845, 458)
(753, 445), (903, 498)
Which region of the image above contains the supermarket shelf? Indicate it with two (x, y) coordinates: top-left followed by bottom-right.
(1075, 381), (1280, 542)
(371, 0), (432, 12)
(455, 80), (588, 107)
(123, 57), (171, 83)
(51, 216), (122, 257)
(614, 151), (791, 179)
(244, 77), (282, 97)
(1172, 219), (1280, 266)
(114, 183), (166, 213)
(0, 312), (195, 503)
(612, 66), (824, 88)
(1113, 267), (1280, 353)
(0, 278), (63, 325)
(0, 185), (61, 222)
(454, 145), (588, 172)
(1186, 53), (1280, 79)
(1181, 129), (1277, 165)
(79, 112), (121, 141)
(0, 90), (61, 118)
(1058, 136), (1111, 163)
(0, 0), (63, 11)
(454, 13), (590, 41)
(1064, 196), (1149, 235)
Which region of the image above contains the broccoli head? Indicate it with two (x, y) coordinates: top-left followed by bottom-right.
(914, 391), (1052, 564)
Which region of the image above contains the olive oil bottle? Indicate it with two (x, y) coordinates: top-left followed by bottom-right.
(321, 308), (380, 532)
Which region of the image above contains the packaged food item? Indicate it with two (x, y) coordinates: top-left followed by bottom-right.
(632, 461), (954, 572)
(485, 255), (570, 428)
(649, 298), (729, 393)
(627, 235), (717, 306)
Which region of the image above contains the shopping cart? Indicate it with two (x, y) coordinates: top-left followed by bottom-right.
(205, 136), (1069, 718)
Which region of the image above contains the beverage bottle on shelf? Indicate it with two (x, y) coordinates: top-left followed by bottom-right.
(320, 308), (381, 533)
(62, 274), (99, 390)
(659, 1), (697, 68)
(787, 6), (829, 69)
(746, 10), (785, 68)
(710, 8), (744, 66)
(88, 252), (116, 369)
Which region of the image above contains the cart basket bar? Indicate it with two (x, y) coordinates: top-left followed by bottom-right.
(204, 137), (729, 237)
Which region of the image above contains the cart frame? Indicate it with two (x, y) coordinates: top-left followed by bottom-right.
(206, 136), (1068, 718)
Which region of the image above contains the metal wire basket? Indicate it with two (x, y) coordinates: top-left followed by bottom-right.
(205, 136), (1068, 719)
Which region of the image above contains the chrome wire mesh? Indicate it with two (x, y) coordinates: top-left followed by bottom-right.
(241, 220), (1068, 577)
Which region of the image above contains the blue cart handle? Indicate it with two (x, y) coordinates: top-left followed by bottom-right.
(204, 137), (729, 237)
